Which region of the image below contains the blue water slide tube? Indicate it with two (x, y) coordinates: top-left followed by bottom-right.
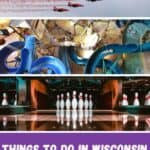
(0, 35), (35, 73)
(0, 35), (67, 74)
(16, 35), (36, 73)
(66, 46), (122, 73)
(0, 41), (24, 73)
(30, 56), (67, 74)
(66, 46), (88, 65)
(85, 43), (150, 74)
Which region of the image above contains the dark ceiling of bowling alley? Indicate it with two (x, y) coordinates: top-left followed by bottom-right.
(123, 78), (150, 90)
(1, 76), (150, 86)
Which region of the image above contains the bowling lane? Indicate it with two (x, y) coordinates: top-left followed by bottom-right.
(0, 110), (150, 131)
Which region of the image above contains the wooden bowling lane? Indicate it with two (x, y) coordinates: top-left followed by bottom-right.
(0, 110), (149, 131)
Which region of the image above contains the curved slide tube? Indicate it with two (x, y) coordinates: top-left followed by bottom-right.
(30, 56), (67, 74)
(85, 43), (150, 74)
(0, 35), (67, 74)
(66, 46), (122, 73)
(0, 41), (24, 73)
(16, 35), (36, 73)
(67, 46), (88, 65)
(0, 35), (35, 74)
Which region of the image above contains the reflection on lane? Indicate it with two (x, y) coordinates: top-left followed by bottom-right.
(0, 110), (149, 131)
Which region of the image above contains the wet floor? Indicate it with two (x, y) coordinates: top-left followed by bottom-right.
(0, 110), (150, 131)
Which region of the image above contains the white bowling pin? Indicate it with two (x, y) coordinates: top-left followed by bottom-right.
(72, 109), (77, 129)
(84, 109), (89, 125)
(1, 93), (8, 106)
(78, 109), (84, 127)
(121, 94), (128, 106)
(72, 91), (78, 110)
(89, 94), (93, 110)
(60, 94), (64, 110)
(133, 92), (140, 106)
(2, 116), (7, 127)
(66, 109), (71, 127)
(14, 94), (17, 106)
(122, 114), (128, 126)
(134, 115), (139, 127)
(144, 91), (150, 106)
(56, 95), (60, 110)
(56, 109), (60, 123)
(89, 109), (93, 123)
(56, 95), (60, 123)
(66, 92), (71, 110)
(78, 92), (84, 110)
(60, 109), (64, 125)
(84, 94), (89, 109)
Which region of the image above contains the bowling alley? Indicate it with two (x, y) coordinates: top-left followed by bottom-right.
(0, 76), (150, 131)
(1, 19), (150, 74)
